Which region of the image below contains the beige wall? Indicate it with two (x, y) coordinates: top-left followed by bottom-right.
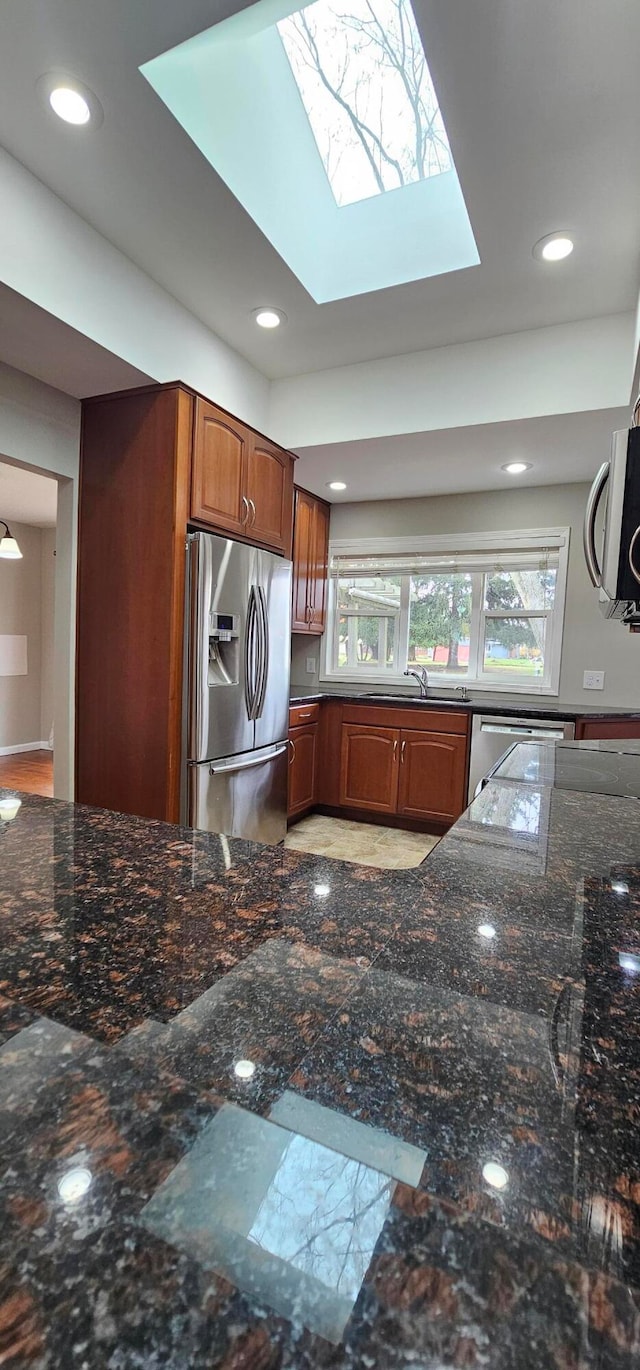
(0, 364), (80, 795)
(0, 520), (55, 749)
(321, 481), (640, 709)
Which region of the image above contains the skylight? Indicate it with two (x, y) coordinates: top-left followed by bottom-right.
(140, 0), (479, 301)
(277, 0), (452, 208)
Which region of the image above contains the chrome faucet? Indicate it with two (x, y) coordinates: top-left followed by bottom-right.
(455, 684), (470, 702)
(404, 666), (429, 698)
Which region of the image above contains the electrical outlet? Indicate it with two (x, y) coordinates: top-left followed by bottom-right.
(306, 657), (317, 675)
(583, 670), (605, 690)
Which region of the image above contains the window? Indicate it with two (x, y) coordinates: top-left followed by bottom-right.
(325, 529), (569, 693)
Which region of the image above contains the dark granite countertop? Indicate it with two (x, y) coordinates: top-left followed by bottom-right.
(289, 689), (640, 721)
(1, 746), (640, 1367)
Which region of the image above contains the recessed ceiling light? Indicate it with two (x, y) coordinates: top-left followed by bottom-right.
(253, 308), (287, 329)
(482, 1161), (509, 1190)
(50, 86), (90, 124)
(533, 232), (574, 263)
(37, 73), (103, 129)
(326, 481), (347, 491)
(501, 462), (532, 476)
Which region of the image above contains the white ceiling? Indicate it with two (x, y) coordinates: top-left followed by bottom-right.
(0, 459), (58, 527)
(295, 407), (629, 503)
(0, 283), (152, 398)
(0, 0), (638, 380)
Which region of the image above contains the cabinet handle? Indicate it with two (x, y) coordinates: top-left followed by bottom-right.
(288, 738), (296, 764)
(298, 711), (312, 719)
(393, 738), (398, 759)
(241, 495), (250, 525)
(248, 498), (257, 527)
(401, 739), (406, 762)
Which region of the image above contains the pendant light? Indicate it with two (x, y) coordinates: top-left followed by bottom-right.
(0, 521), (22, 559)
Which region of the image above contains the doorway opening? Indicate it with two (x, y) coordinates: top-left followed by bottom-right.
(0, 459), (58, 799)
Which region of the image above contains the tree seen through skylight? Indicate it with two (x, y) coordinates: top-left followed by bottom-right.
(278, 0), (452, 207)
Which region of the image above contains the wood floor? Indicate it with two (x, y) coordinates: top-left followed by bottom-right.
(0, 750), (54, 798)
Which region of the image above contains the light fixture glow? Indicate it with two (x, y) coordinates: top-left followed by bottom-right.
(49, 86), (91, 125)
(253, 308), (286, 329)
(314, 883), (331, 897)
(233, 1058), (256, 1080)
(326, 481), (347, 491)
(0, 521), (22, 559)
(533, 233), (574, 263)
(0, 797), (22, 822)
(57, 1166), (92, 1203)
(477, 923), (497, 940)
(501, 462), (532, 476)
(619, 952), (640, 975)
(482, 1161), (509, 1190)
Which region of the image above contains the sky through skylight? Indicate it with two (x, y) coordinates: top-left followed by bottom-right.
(278, 0), (452, 207)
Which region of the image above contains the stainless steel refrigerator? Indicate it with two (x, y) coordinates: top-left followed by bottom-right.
(184, 531), (292, 844)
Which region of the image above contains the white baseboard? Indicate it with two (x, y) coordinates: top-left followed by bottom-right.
(0, 741), (52, 756)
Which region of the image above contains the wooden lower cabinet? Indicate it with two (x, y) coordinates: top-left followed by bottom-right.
(397, 730), (468, 823)
(288, 723), (317, 817)
(339, 725), (399, 813)
(337, 714), (469, 826)
(575, 718), (640, 741)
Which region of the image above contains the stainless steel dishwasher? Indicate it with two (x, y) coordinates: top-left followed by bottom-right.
(468, 714), (575, 802)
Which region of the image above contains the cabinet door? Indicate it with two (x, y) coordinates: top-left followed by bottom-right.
(397, 730), (468, 823)
(308, 497), (330, 633)
(288, 724), (317, 816)
(576, 719), (640, 741)
(245, 439), (294, 554)
(340, 724), (399, 813)
(191, 398), (247, 534)
(291, 488), (314, 632)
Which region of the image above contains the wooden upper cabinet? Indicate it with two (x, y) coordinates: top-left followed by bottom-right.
(292, 487), (330, 633)
(309, 497), (330, 630)
(292, 489), (314, 631)
(246, 439), (294, 555)
(192, 399), (294, 554)
(191, 398), (247, 534)
(340, 724), (399, 812)
(397, 730), (468, 823)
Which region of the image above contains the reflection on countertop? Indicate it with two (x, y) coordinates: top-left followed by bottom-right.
(1, 740), (640, 1367)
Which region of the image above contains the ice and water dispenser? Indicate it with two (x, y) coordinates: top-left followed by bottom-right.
(207, 612), (240, 686)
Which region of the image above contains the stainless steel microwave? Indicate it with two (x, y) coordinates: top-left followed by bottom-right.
(584, 427), (640, 621)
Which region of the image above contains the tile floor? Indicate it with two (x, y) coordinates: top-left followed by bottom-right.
(284, 814), (440, 870)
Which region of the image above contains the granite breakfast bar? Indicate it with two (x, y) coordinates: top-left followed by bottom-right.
(1, 741), (639, 1368)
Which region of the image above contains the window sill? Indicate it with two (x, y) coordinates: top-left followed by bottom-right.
(320, 673), (558, 697)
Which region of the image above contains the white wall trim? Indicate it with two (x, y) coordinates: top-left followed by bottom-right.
(0, 740), (51, 756)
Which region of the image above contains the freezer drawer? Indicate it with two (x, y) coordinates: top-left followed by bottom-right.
(189, 741), (288, 845)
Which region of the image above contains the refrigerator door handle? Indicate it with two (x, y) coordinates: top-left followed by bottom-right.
(244, 586), (258, 720)
(209, 742), (288, 776)
(253, 585), (269, 720)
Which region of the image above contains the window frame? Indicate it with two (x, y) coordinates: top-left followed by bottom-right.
(322, 527), (570, 695)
